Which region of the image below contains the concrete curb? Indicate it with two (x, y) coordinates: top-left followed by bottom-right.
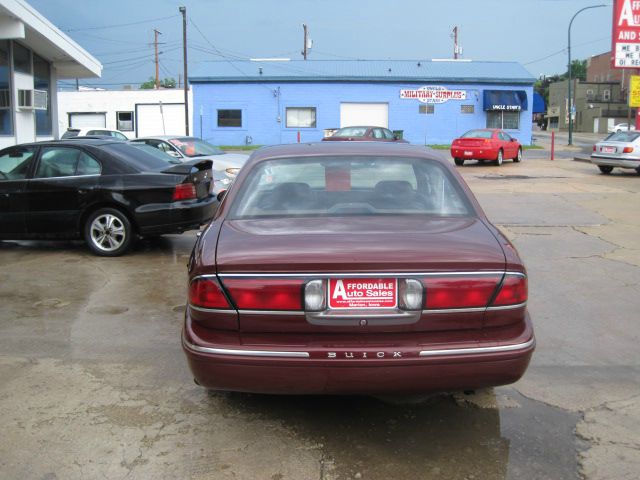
(573, 156), (591, 163)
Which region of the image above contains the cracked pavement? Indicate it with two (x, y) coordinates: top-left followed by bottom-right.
(0, 151), (638, 479)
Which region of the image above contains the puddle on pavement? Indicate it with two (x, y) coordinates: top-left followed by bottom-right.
(214, 388), (581, 480)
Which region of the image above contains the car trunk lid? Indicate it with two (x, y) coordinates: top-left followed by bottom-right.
(162, 159), (213, 199)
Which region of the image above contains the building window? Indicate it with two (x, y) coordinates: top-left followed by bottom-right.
(13, 42), (31, 74)
(285, 107), (316, 128)
(116, 111), (134, 131)
(34, 54), (52, 136)
(461, 105), (474, 114)
(419, 104), (435, 114)
(0, 40), (12, 136)
(486, 111), (520, 130)
(217, 109), (242, 127)
(603, 89), (611, 101)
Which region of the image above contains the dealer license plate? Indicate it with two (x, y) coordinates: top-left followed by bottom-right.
(328, 278), (397, 309)
(464, 151), (473, 156)
(602, 146), (616, 153)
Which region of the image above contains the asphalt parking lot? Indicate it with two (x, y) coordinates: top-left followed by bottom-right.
(1, 149), (638, 480)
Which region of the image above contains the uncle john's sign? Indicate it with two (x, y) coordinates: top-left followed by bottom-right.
(400, 86), (467, 103)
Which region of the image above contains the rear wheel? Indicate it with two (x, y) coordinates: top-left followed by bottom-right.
(454, 158), (465, 166)
(514, 148), (522, 162)
(495, 150), (503, 166)
(598, 165), (613, 174)
(84, 208), (133, 256)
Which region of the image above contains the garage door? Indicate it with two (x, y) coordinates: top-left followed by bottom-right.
(69, 113), (106, 129)
(340, 103), (388, 128)
(136, 103), (186, 137)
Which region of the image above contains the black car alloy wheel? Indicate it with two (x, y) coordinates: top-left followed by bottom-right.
(84, 208), (133, 256)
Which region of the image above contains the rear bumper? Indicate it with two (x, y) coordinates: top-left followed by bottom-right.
(135, 195), (218, 235)
(451, 147), (498, 160)
(182, 313), (535, 395)
(590, 155), (640, 169)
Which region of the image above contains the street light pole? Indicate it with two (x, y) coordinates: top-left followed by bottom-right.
(567, 4), (606, 145)
(179, 6), (189, 136)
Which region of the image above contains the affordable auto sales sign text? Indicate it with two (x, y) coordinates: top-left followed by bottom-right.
(613, 0), (640, 68)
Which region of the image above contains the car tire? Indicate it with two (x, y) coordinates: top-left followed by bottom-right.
(454, 158), (465, 166)
(598, 165), (614, 174)
(84, 207), (133, 257)
(495, 150), (503, 166)
(514, 148), (522, 162)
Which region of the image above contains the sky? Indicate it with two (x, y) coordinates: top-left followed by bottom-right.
(28, 0), (614, 90)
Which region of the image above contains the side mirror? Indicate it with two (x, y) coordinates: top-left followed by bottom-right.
(216, 190), (227, 202)
(167, 150), (182, 158)
(510, 138), (516, 142)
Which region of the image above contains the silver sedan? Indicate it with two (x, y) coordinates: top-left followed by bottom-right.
(591, 131), (640, 175)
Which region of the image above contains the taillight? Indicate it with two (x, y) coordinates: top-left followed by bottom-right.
(593, 145), (597, 152)
(173, 183), (196, 201)
(189, 277), (232, 309)
(623, 146), (634, 153)
(222, 278), (305, 310)
(423, 276), (500, 309)
(491, 274), (528, 306)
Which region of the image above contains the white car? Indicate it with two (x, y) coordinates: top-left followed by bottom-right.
(607, 123), (636, 133)
(130, 136), (248, 185)
(591, 131), (640, 174)
(61, 127), (129, 140)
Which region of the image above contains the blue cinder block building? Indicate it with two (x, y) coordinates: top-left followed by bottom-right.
(189, 60), (535, 146)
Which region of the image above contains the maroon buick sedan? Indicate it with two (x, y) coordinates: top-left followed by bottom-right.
(183, 142), (534, 395)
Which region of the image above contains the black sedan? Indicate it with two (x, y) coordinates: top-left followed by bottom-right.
(0, 138), (217, 256)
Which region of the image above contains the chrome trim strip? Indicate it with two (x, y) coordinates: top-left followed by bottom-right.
(423, 306), (486, 314)
(182, 332), (310, 358)
(188, 304), (235, 314)
(214, 271), (526, 279)
(486, 302), (527, 311)
(238, 309), (303, 316)
(419, 337), (535, 357)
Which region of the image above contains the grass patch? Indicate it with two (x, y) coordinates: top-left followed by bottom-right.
(427, 144), (543, 150)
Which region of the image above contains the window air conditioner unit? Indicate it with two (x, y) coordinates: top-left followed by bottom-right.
(17, 89), (47, 110)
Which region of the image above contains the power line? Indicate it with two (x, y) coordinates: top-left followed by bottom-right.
(523, 36), (611, 66)
(63, 14), (178, 32)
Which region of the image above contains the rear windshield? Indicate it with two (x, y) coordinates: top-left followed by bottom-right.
(101, 143), (172, 171)
(229, 156), (472, 219)
(334, 127), (367, 137)
(604, 131), (640, 142)
(461, 130), (493, 139)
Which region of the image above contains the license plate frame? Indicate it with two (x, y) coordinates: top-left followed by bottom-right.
(328, 278), (398, 309)
(464, 150), (473, 156)
(602, 146), (616, 154)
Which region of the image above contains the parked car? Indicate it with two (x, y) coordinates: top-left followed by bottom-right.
(61, 127), (128, 140)
(608, 122), (635, 133)
(322, 126), (408, 143)
(131, 136), (248, 180)
(0, 139), (218, 256)
(591, 131), (640, 174)
(450, 129), (522, 166)
(183, 142), (534, 395)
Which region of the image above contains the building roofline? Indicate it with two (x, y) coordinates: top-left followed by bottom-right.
(0, 0), (101, 78)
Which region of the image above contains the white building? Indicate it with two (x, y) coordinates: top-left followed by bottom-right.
(57, 88), (192, 138)
(0, 0), (101, 149)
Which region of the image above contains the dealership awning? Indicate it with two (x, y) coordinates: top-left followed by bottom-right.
(483, 90), (528, 111)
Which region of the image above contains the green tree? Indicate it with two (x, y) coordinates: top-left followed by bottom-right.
(139, 77), (177, 89)
(566, 59), (587, 81)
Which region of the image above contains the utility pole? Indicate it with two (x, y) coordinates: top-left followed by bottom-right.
(302, 23), (308, 60)
(179, 6), (189, 135)
(452, 26), (459, 60)
(154, 29), (162, 89)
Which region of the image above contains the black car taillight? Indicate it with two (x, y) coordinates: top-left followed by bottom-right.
(173, 183), (197, 201)
(189, 278), (232, 309)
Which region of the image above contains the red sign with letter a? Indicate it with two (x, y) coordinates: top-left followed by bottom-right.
(612, 0), (640, 68)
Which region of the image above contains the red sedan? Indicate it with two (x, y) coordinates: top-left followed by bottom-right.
(451, 129), (522, 166)
(183, 142), (534, 395)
